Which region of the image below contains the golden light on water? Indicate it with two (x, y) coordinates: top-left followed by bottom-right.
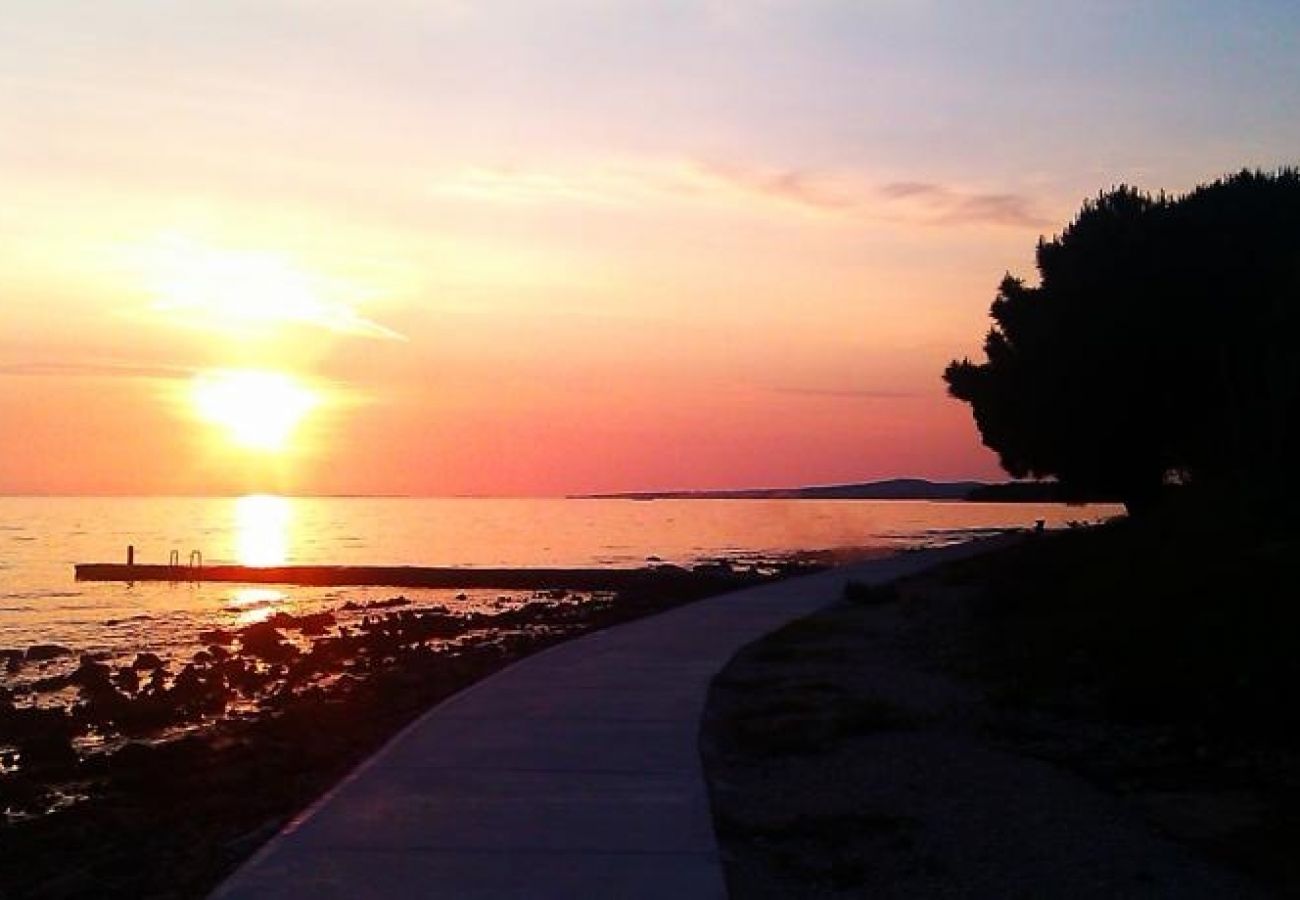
(234, 494), (291, 567)
(192, 370), (319, 452)
(226, 587), (288, 626)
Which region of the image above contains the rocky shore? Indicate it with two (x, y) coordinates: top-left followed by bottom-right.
(0, 562), (814, 899)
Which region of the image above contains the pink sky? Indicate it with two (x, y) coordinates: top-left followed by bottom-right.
(3, 2), (1297, 496)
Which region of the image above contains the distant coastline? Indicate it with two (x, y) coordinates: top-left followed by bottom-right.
(572, 477), (1111, 503)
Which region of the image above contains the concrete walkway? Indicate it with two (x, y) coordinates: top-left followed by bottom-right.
(214, 541), (1001, 899)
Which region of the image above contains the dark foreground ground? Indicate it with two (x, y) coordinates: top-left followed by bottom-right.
(0, 563), (809, 899)
(703, 517), (1300, 897)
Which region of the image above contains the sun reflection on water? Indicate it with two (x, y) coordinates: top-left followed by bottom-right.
(235, 494), (291, 567)
(225, 586), (287, 625)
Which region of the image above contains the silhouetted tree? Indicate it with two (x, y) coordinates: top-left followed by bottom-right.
(945, 169), (1300, 518)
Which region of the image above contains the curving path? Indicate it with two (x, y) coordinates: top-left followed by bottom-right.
(213, 541), (999, 899)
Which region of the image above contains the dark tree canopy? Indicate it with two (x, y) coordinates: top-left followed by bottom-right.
(945, 169), (1300, 516)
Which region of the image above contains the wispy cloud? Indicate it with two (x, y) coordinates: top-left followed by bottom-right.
(141, 235), (406, 341)
(879, 181), (1051, 228)
(430, 160), (855, 216)
(685, 163), (1048, 229)
(0, 360), (193, 380)
(429, 159), (1047, 229)
(772, 385), (918, 400)
(686, 161), (856, 212)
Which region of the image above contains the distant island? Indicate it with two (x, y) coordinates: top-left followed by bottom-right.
(571, 478), (1102, 502)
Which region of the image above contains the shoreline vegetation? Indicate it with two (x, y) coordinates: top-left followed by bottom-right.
(703, 515), (1299, 896)
(0, 559), (818, 899)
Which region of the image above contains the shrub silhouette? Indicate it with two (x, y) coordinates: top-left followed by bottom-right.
(945, 169), (1300, 518)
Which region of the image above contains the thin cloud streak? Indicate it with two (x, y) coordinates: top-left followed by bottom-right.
(773, 386), (919, 400)
(879, 181), (1051, 229)
(687, 161), (857, 212)
(0, 361), (194, 380)
(140, 234), (408, 342)
(430, 159), (1048, 229)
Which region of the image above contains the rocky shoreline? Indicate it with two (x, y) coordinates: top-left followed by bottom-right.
(1, 561), (815, 899)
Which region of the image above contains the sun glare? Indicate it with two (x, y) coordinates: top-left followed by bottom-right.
(226, 586), (288, 624)
(146, 235), (401, 339)
(191, 370), (319, 452)
(234, 495), (291, 567)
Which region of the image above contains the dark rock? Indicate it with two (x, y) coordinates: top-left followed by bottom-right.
(70, 657), (113, 688)
(0, 772), (50, 812)
(267, 610), (336, 636)
(28, 674), (72, 693)
(221, 658), (271, 696)
(25, 644), (72, 662)
(341, 597), (412, 611)
(0, 704), (74, 743)
(131, 652), (165, 670)
(297, 617), (333, 637)
(105, 693), (176, 735)
(199, 628), (235, 645)
(143, 667), (169, 694)
(169, 664), (229, 717)
(16, 730), (78, 773)
(238, 623), (297, 663)
(114, 666), (141, 694)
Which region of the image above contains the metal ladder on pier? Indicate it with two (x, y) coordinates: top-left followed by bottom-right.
(165, 548), (203, 581)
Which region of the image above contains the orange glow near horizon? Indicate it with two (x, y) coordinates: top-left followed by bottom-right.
(5, 4), (1288, 496)
(191, 370), (320, 453)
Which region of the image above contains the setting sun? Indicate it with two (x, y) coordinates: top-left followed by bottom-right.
(4, 2), (1298, 895)
(191, 369), (320, 452)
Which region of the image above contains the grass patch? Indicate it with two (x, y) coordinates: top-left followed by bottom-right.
(741, 611), (866, 665)
(843, 580), (900, 605)
(717, 810), (920, 889)
(945, 513), (1300, 892)
(716, 684), (920, 759)
(954, 518), (1300, 739)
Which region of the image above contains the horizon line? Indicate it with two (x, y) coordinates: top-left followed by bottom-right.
(0, 476), (1004, 501)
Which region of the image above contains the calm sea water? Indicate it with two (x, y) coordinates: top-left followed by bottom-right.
(0, 496), (1119, 667)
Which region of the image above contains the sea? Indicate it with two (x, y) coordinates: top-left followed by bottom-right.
(0, 496), (1120, 674)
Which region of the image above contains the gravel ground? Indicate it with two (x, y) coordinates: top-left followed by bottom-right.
(701, 574), (1269, 899)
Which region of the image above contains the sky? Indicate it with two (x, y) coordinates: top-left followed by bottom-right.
(2, 0), (1298, 496)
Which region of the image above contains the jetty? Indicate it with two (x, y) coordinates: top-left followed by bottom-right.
(73, 562), (779, 593)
